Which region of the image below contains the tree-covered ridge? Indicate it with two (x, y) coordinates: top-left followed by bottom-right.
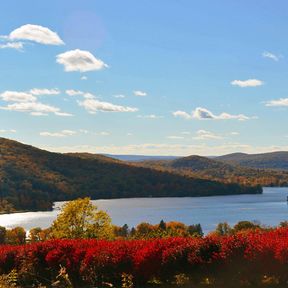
(137, 155), (288, 187)
(0, 138), (261, 212)
(216, 151), (288, 170)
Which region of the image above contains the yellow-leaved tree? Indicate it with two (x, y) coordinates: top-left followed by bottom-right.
(50, 197), (113, 239)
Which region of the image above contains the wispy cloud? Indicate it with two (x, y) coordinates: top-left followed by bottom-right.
(167, 135), (184, 139)
(173, 107), (252, 121)
(0, 129), (16, 134)
(78, 98), (138, 114)
(40, 130), (76, 137)
(133, 90), (147, 97)
(262, 51), (280, 61)
(0, 42), (23, 50)
(113, 94), (126, 98)
(65, 89), (96, 99)
(265, 98), (288, 107)
(0, 102), (72, 116)
(231, 79), (263, 87)
(30, 88), (60, 95)
(193, 130), (222, 140)
(137, 114), (163, 119)
(65, 89), (84, 96)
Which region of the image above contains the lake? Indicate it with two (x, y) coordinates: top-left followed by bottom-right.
(0, 187), (288, 233)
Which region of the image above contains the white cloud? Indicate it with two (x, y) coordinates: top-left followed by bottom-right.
(173, 107), (251, 121)
(0, 91), (36, 102)
(113, 94), (126, 98)
(231, 132), (239, 136)
(167, 136), (184, 139)
(40, 130), (76, 137)
(65, 89), (84, 96)
(172, 111), (191, 119)
(181, 131), (191, 135)
(265, 98), (288, 107)
(133, 90), (147, 97)
(65, 89), (96, 100)
(9, 24), (64, 45)
(78, 98), (138, 114)
(193, 130), (222, 140)
(231, 79), (263, 87)
(262, 51), (280, 61)
(0, 42), (23, 50)
(56, 49), (108, 72)
(30, 88), (60, 95)
(77, 129), (110, 136)
(0, 129), (16, 133)
(137, 114), (163, 119)
(83, 93), (95, 99)
(97, 131), (110, 136)
(81, 76), (88, 80)
(0, 102), (72, 116)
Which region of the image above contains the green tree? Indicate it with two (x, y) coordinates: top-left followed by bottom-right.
(114, 224), (129, 238)
(188, 224), (203, 237)
(5, 227), (26, 245)
(159, 220), (166, 230)
(215, 222), (232, 236)
(134, 222), (155, 238)
(28, 227), (42, 243)
(50, 197), (113, 239)
(233, 221), (260, 233)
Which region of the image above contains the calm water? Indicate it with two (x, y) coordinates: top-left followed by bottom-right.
(0, 187), (288, 233)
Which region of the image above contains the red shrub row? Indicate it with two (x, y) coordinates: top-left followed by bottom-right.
(1, 228), (288, 286)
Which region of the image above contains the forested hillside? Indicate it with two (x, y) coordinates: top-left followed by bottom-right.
(0, 138), (261, 212)
(137, 155), (288, 187)
(216, 151), (288, 170)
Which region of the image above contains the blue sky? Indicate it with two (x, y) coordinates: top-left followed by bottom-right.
(0, 0), (288, 156)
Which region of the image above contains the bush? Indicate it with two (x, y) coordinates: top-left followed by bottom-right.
(0, 228), (288, 287)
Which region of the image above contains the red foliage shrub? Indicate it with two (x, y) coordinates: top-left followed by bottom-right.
(0, 228), (288, 286)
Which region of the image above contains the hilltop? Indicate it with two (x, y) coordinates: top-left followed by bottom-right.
(137, 154), (288, 187)
(216, 151), (288, 170)
(0, 138), (260, 212)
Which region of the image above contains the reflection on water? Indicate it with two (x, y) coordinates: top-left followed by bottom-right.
(0, 187), (288, 233)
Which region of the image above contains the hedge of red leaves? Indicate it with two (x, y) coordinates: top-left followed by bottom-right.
(1, 228), (288, 287)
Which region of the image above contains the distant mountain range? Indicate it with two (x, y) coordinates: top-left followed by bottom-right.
(0, 138), (260, 212)
(104, 154), (179, 162)
(107, 151), (288, 171)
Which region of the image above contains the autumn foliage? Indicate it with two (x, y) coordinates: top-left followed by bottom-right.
(0, 228), (288, 287)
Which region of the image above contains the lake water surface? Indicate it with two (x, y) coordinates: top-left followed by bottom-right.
(0, 187), (288, 233)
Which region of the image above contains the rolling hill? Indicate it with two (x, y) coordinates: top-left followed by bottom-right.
(216, 152), (288, 170)
(0, 138), (261, 212)
(137, 155), (288, 187)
